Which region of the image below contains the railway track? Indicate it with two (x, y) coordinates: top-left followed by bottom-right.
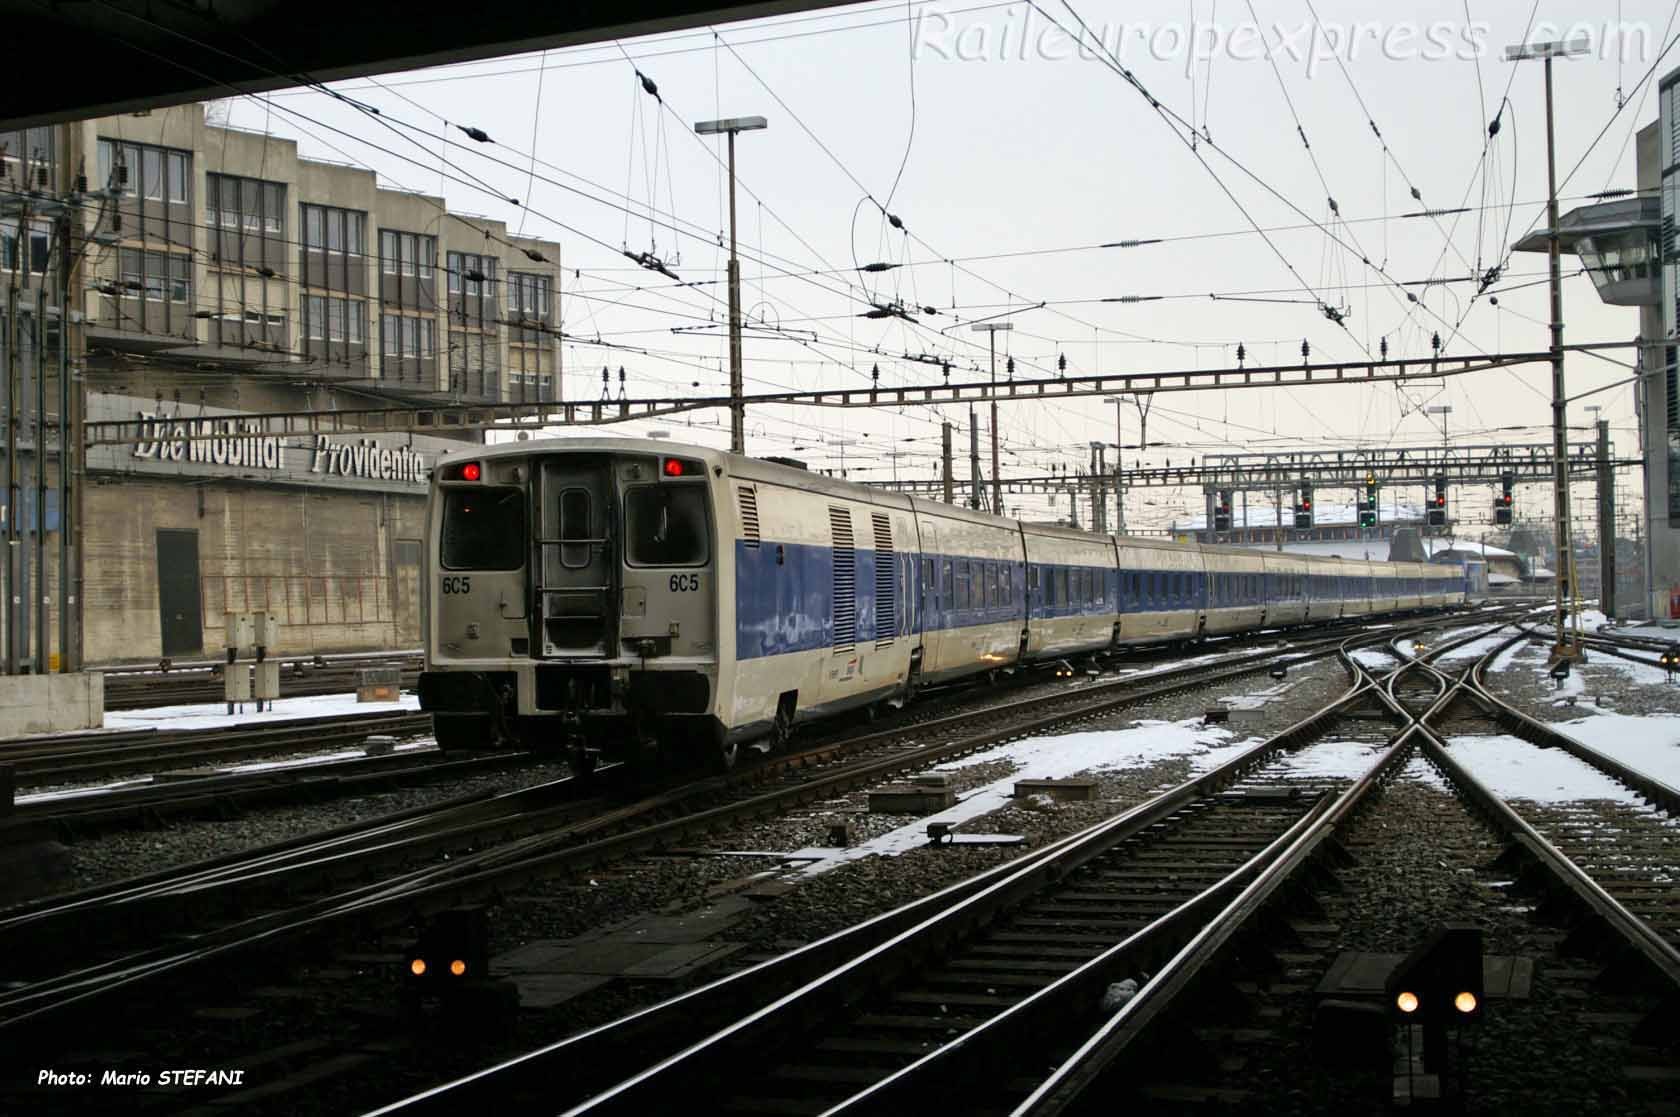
(7, 745), (533, 836)
(360, 605), (1680, 1117)
(369, 620), (1521, 1116)
(98, 652), (422, 711)
(1430, 635), (1680, 1001)
(0, 611), (1499, 1055)
(0, 710), (432, 787)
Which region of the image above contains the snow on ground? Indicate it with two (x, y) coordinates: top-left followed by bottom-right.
(1550, 713), (1680, 790)
(784, 719), (1259, 876)
(1216, 680), (1296, 711)
(1445, 734), (1651, 806)
(1609, 621), (1680, 641)
(1350, 649), (1393, 669)
(1490, 639), (1530, 674)
(1400, 755), (1450, 791)
(103, 691), (421, 732)
(1266, 740), (1389, 781)
(1434, 632), (1514, 663)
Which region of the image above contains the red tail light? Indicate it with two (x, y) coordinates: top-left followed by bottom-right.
(663, 458), (685, 477)
(443, 461), (482, 482)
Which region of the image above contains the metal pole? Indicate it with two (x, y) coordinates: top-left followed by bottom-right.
(4, 284), (16, 675)
(988, 332), (1001, 516)
(1543, 55), (1577, 655)
(56, 213), (69, 672)
(1112, 400), (1125, 533)
(941, 420), (954, 504)
(32, 287), (45, 675)
(726, 129), (745, 455)
(1274, 488), (1282, 551)
(1598, 417), (1615, 618)
(968, 408), (981, 511)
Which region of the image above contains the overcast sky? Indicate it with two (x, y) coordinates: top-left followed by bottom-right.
(241, 0), (1677, 530)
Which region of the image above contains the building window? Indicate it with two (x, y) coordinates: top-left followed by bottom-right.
(303, 294), (365, 344)
(207, 174), (286, 237)
(301, 204), (364, 257)
(382, 312), (398, 355)
(167, 153), (188, 203)
(117, 249), (191, 302)
(142, 148), (162, 200)
(0, 220), (50, 275)
(447, 251), (494, 297)
(379, 230), (436, 280)
(96, 138), (188, 203)
(509, 272), (551, 318)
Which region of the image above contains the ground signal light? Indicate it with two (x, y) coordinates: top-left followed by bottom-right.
(1360, 475), (1379, 529)
(1495, 472), (1515, 525)
(407, 907), (489, 989)
(1294, 484), (1314, 530)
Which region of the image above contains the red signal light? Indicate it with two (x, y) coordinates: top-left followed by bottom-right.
(663, 458), (685, 477)
(1302, 500), (1311, 510)
(461, 462), (481, 482)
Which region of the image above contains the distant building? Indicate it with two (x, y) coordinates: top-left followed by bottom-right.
(3, 105), (562, 663)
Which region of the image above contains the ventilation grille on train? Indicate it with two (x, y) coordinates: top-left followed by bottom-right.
(830, 506), (855, 653)
(872, 512), (895, 647)
(737, 486), (760, 548)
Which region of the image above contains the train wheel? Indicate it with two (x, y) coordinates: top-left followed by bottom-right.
(567, 744), (599, 782)
(715, 738), (740, 772)
(770, 705), (794, 752)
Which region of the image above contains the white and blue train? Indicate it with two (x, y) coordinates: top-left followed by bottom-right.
(419, 437), (1462, 769)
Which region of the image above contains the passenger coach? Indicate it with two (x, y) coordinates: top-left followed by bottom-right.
(418, 437), (1463, 771)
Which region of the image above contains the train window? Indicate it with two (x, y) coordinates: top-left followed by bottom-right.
(989, 565), (1000, 607)
(441, 488), (524, 571)
(1055, 568), (1068, 608)
(624, 485), (710, 567)
(958, 561), (972, 610)
(1002, 565), (1012, 605)
(942, 561), (954, 610)
(558, 488), (593, 569)
(922, 559), (935, 601)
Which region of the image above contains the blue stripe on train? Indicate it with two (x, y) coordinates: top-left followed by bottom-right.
(733, 539), (1448, 662)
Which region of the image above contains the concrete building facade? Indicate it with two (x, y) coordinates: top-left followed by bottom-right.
(5, 103), (562, 665)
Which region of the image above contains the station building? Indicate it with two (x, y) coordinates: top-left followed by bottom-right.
(4, 104), (562, 665)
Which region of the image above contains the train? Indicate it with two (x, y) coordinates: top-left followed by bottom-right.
(417, 437), (1464, 770)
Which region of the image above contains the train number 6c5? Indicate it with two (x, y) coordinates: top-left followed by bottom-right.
(669, 573), (701, 592)
(441, 576), (472, 595)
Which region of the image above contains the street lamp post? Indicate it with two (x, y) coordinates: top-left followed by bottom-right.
(1506, 35), (1589, 658)
(695, 115), (768, 456)
(970, 322), (1012, 514)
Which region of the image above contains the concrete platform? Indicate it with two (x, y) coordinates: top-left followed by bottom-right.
(0, 672), (103, 737)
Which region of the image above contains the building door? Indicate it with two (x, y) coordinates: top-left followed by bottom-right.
(156, 529), (203, 657)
